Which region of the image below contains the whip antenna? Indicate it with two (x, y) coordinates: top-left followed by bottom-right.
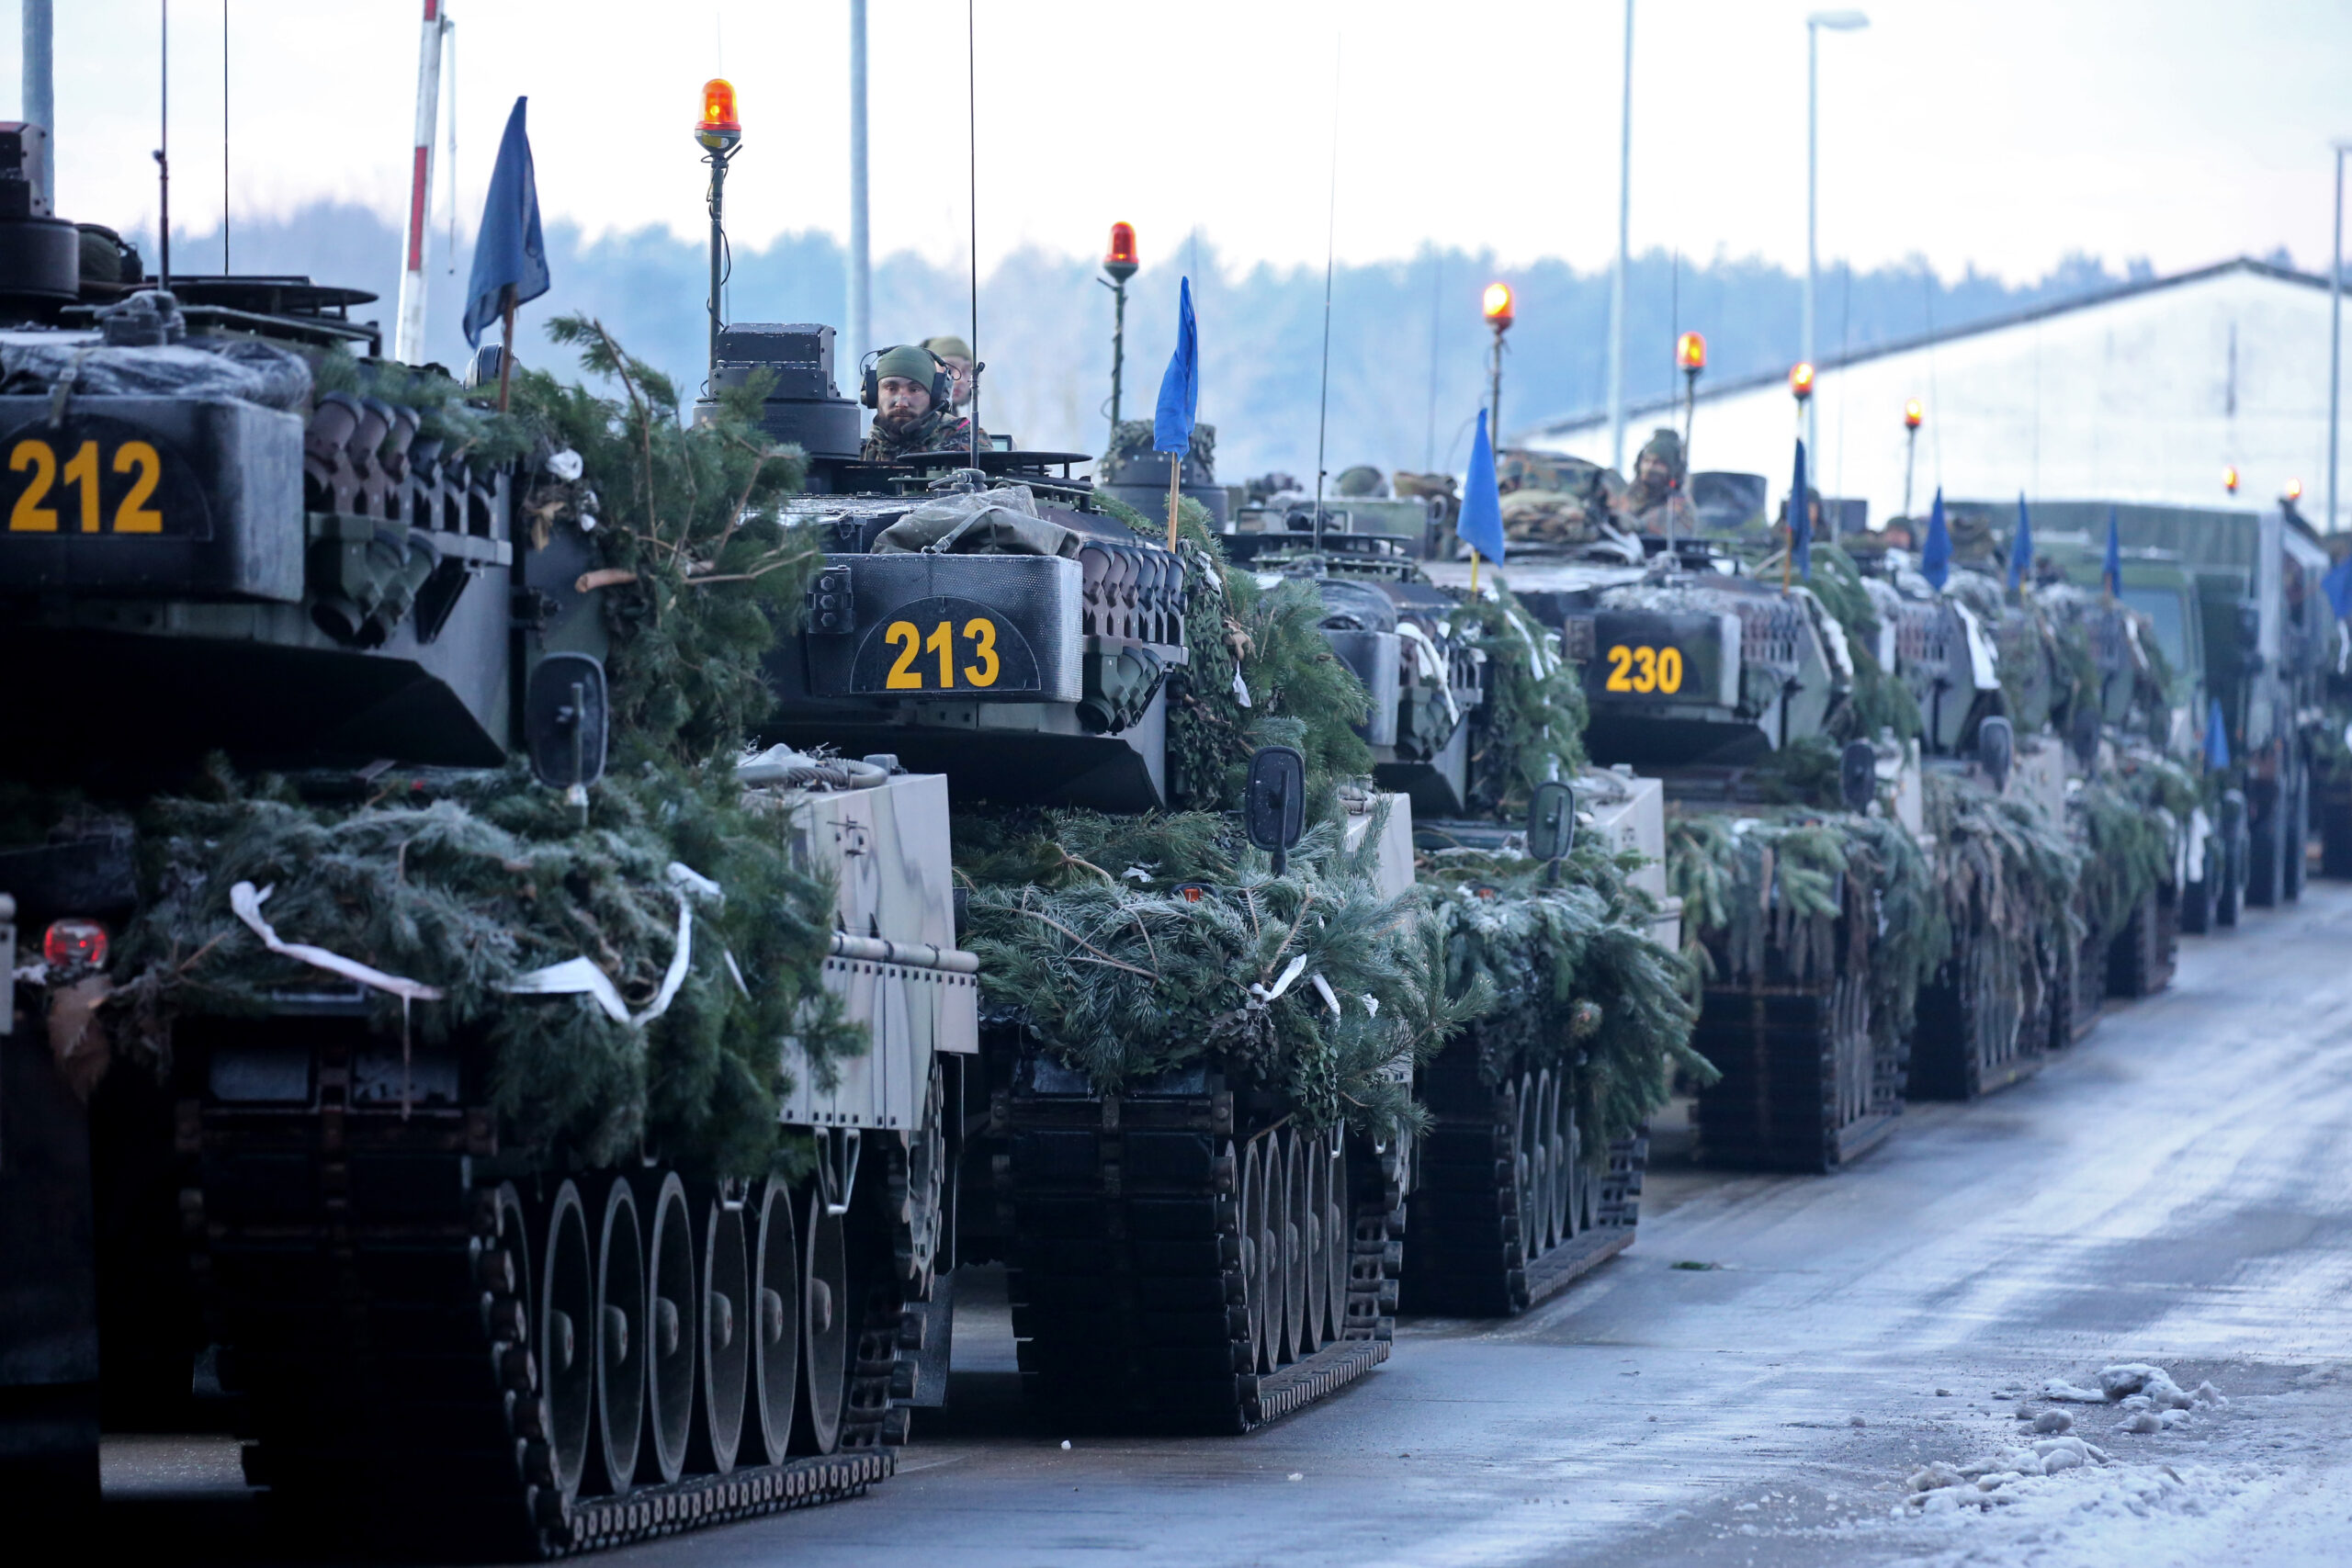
(967, 0), (980, 468)
(1310, 34), (1341, 550)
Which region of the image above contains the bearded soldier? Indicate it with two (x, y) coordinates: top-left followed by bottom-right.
(1615, 427), (1698, 536)
(860, 344), (984, 462)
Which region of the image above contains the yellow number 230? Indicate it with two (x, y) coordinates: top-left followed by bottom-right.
(884, 617), (1001, 690)
(1603, 643), (1684, 694)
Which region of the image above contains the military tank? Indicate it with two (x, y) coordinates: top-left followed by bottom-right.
(1216, 498), (1695, 1319)
(726, 330), (1410, 1432)
(1442, 525), (1930, 1176)
(0, 141), (946, 1551)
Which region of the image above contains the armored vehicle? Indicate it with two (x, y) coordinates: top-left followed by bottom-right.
(0, 158), (944, 1551)
(1441, 536), (1921, 1177)
(729, 328), (1408, 1433)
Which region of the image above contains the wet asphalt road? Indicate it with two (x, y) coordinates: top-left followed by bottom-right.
(107, 884), (2352, 1566)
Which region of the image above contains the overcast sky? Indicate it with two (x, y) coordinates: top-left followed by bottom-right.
(11, 0), (2349, 286)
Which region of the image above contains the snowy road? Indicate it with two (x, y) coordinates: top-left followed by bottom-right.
(110, 886), (2352, 1565)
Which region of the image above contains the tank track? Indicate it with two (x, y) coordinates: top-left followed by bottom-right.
(1909, 928), (2047, 1100)
(1401, 1046), (1643, 1316)
(2319, 775), (2352, 880)
(177, 1025), (893, 1559)
(1690, 971), (1900, 1173)
(996, 1075), (1395, 1433)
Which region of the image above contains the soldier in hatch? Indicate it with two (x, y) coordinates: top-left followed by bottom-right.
(861, 344), (984, 462)
(1615, 426), (1697, 536)
(921, 333), (977, 412)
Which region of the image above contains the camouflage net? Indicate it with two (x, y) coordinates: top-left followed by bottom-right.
(1667, 807), (1944, 1053)
(956, 807), (1475, 1139)
(1454, 588), (1589, 817)
(1807, 543), (1925, 745)
(1417, 840), (1706, 1153)
(1921, 770), (2082, 1010)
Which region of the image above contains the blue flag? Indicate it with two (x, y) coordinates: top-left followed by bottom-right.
(2324, 552), (2352, 622)
(1456, 408), (1505, 567)
(2103, 505), (2122, 595)
(2007, 493), (2034, 592)
(1788, 437), (1811, 580)
(462, 97), (549, 349)
(2204, 696), (2230, 770)
(1922, 487), (1951, 592)
(1153, 276), (1199, 456)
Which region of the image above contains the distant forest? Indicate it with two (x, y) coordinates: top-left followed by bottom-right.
(147, 203), (2166, 482)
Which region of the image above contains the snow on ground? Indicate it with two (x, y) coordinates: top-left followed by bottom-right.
(1856, 1362), (2352, 1567)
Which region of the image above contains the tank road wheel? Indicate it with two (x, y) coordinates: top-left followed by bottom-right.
(591, 1179), (647, 1494)
(1301, 1131), (1329, 1353)
(748, 1179), (800, 1465)
(642, 1173), (696, 1483)
(1524, 1072), (1554, 1257)
(1563, 1089), (1591, 1237)
(1239, 1139), (1269, 1372)
(1536, 1070), (1565, 1251)
(793, 1187), (852, 1455)
(1282, 1130), (1310, 1363)
(693, 1194), (751, 1473)
(538, 1181), (595, 1509)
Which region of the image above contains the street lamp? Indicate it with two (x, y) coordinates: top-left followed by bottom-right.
(1804, 9), (1868, 468)
(1483, 280), (1515, 452)
(1903, 398), (1923, 521)
(2223, 465), (2240, 495)
(1101, 220), (1139, 454)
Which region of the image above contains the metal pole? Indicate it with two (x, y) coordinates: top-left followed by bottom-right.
(21, 0), (51, 207)
(1607, 0), (1634, 473)
(707, 154), (727, 378)
(1804, 21), (1818, 468)
(157, 0), (170, 289)
(2330, 144), (2345, 535)
(1488, 324), (1504, 459)
(846, 0), (871, 370)
(1904, 424), (1917, 521)
(394, 1), (447, 365)
(1107, 276), (1126, 449)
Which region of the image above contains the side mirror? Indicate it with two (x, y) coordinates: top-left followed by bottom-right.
(1976, 714), (2014, 795)
(1526, 780), (1576, 863)
(1838, 740), (1877, 811)
(1243, 745), (1307, 876)
(525, 652), (609, 793)
(2068, 703), (2102, 773)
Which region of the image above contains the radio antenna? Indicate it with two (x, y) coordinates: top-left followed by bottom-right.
(1309, 33), (1341, 550)
(155, 0), (170, 288)
(221, 0), (230, 271)
(967, 0), (980, 468)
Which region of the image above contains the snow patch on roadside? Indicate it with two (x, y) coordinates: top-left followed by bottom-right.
(1868, 1363), (2352, 1567)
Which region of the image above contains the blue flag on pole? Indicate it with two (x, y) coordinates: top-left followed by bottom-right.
(1457, 409), (1506, 567)
(2324, 552), (2352, 622)
(1153, 276), (1199, 455)
(2008, 493), (2034, 593)
(2103, 505), (2123, 596)
(1922, 487), (1951, 592)
(1788, 437), (1811, 580)
(462, 97), (549, 349)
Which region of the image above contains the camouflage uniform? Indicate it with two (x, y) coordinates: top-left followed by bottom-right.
(861, 406), (982, 463)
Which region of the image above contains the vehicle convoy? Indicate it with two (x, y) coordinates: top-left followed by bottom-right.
(1215, 479), (1700, 1317)
(0, 144), (939, 1550)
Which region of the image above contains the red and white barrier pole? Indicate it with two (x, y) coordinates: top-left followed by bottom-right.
(393, 1), (449, 365)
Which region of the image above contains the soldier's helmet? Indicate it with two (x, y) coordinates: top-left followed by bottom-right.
(1336, 464), (1385, 498)
(1636, 427), (1685, 481)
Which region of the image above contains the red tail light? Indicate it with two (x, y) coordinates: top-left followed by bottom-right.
(43, 919), (107, 970)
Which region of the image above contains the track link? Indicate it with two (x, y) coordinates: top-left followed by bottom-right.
(1910, 925), (2048, 1100)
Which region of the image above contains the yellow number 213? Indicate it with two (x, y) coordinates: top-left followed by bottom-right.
(883, 617), (1001, 690)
